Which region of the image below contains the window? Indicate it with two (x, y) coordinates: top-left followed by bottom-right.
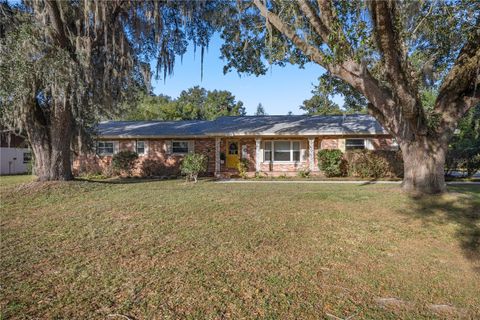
(97, 141), (114, 155)
(228, 142), (238, 155)
(346, 139), (365, 150)
(391, 138), (399, 149)
(172, 141), (189, 154)
(274, 141), (291, 161)
(136, 141), (145, 155)
(264, 141), (302, 162)
(292, 141), (300, 161)
(264, 141), (272, 161)
(23, 152), (32, 164)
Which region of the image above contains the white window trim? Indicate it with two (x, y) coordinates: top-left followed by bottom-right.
(97, 141), (115, 156)
(345, 138), (366, 150)
(136, 140), (146, 156)
(263, 140), (302, 163)
(23, 152), (32, 164)
(172, 140), (190, 155)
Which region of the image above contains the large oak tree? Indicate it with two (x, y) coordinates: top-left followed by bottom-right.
(220, 0), (479, 193)
(0, 0), (221, 181)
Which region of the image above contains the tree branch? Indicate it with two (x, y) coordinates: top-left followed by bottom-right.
(436, 20), (480, 117)
(254, 0), (402, 138)
(370, 0), (419, 117)
(45, 0), (74, 55)
(435, 19), (480, 140)
(316, 0), (336, 31)
(296, 0), (330, 44)
(253, 0), (329, 67)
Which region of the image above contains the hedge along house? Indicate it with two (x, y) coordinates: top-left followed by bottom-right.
(73, 114), (398, 177)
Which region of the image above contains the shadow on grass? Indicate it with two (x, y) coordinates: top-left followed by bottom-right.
(75, 177), (217, 184)
(76, 177), (176, 184)
(403, 186), (480, 270)
(358, 178), (401, 185)
(359, 178), (379, 186)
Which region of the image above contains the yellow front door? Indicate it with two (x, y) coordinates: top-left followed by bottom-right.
(226, 140), (240, 169)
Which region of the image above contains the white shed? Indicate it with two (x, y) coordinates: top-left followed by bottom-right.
(0, 147), (31, 175)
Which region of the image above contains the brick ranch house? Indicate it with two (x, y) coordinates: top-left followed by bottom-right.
(73, 114), (399, 178)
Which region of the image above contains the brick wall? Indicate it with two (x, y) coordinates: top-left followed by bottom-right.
(73, 135), (397, 177)
(194, 138), (216, 173)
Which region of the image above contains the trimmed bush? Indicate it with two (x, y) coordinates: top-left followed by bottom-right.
(112, 151), (138, 176)
(180, 153), (207, 183)
(317, 149), (345, 177)
(141, 159), (179, 177)
(345, 150), (403, 178)
(237, 158), (250, 179)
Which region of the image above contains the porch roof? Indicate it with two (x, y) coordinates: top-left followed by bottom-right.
(97, 114), (388, 138)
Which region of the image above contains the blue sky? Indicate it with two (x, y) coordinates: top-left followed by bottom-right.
(152, 34), (334, 115)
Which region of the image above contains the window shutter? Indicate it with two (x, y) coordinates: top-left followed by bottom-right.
(338, 139), (346, 152)
(300, 141), (307, 162)
(188, 140), (195, 153)
(365, 139), (374, 150)
(259, 142), (264, 162)
(241, 144), (247, 159)
(144, 141), (149, 155)
(165, 140), (172, 154)
(113, 141), (119, 154)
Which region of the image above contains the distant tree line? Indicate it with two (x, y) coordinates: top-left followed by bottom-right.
(300, 74), (367, 115)
(122, 86), (245, 121)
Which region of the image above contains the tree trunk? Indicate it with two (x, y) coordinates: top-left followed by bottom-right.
(30, 135), (73, 181)
(400, 138), (447, 194)
(25, 100), (74, 181)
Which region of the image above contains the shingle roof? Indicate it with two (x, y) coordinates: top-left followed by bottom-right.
(97, 114), (388, 138)
(97, 120), (211, 138)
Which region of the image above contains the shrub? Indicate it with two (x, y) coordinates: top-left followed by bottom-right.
(254, 172), (267, 179)
(317, 149), (345, 177)
(446, 148), (480, 177)
(465, 154), (480, 177)
(180, 153), (207, 183)
(141, 159), (179, 177)
(112, 151), (138, 176)
(102, 163), (115, 178)
(345, 150), (402, 178)
(237, 158), (249, 179)
(297, 168), (311, 178)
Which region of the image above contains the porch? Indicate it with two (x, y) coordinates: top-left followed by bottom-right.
(213, 137), (320, 178)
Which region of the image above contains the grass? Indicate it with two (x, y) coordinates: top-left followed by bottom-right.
(1, 176), (479, 319)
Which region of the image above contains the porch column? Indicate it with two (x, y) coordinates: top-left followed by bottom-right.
(255, 138), (261, 172)
(309, 138), (315, 171)
(215, 137), (220, 176)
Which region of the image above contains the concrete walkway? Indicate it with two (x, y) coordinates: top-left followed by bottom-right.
(216, 180), (480, 185)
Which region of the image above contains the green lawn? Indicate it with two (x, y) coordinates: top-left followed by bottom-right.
(1, 176), (479, 319)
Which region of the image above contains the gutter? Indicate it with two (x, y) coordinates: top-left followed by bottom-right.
(98, 132), (390, 139)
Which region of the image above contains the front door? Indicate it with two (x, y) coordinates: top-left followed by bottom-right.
(226, 140), (239, 169)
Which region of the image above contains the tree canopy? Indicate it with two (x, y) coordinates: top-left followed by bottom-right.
(122, 86), (245, 121)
